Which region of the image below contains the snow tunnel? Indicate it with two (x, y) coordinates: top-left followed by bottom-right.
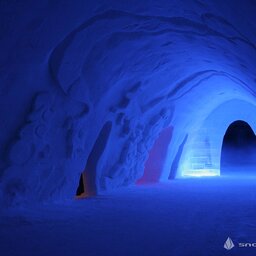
(2, 1), (256, 255)
(1, 0), (256, 206)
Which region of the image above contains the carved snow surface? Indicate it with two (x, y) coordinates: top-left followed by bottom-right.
(0, 1), (256, 205)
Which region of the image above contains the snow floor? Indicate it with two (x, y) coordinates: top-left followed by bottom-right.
(1, 169), (256, 256)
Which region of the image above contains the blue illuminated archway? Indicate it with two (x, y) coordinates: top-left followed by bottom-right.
(161, 99), (256, 180)
(179, 100), (256, 177)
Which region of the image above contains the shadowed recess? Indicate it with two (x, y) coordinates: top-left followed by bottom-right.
(221, 120), (256, 175)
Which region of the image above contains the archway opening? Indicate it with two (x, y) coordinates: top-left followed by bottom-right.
(75, 121), (112, 198)
(221, 120), (256, 175)
(137, 126), (173, 184)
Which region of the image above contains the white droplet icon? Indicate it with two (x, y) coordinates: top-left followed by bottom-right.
(224, 237), (235, 250)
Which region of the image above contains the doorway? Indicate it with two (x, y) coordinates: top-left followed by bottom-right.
(137, 126), (173, 184)
(221, 120), (256, 175)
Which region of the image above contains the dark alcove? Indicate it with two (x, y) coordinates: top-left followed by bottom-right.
(221, 120), (256, 175)
(75, 121), (112, 198)
(76, 173), (85, 197)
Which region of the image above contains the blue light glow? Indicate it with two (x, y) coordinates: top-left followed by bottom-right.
(182, 169), (220, 177)
(176, 100), (256, 178)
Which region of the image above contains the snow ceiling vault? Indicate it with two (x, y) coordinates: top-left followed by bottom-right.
(0, 0), (256, 205)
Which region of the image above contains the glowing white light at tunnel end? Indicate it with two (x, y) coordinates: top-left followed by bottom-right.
(181, 169), (220, 178)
